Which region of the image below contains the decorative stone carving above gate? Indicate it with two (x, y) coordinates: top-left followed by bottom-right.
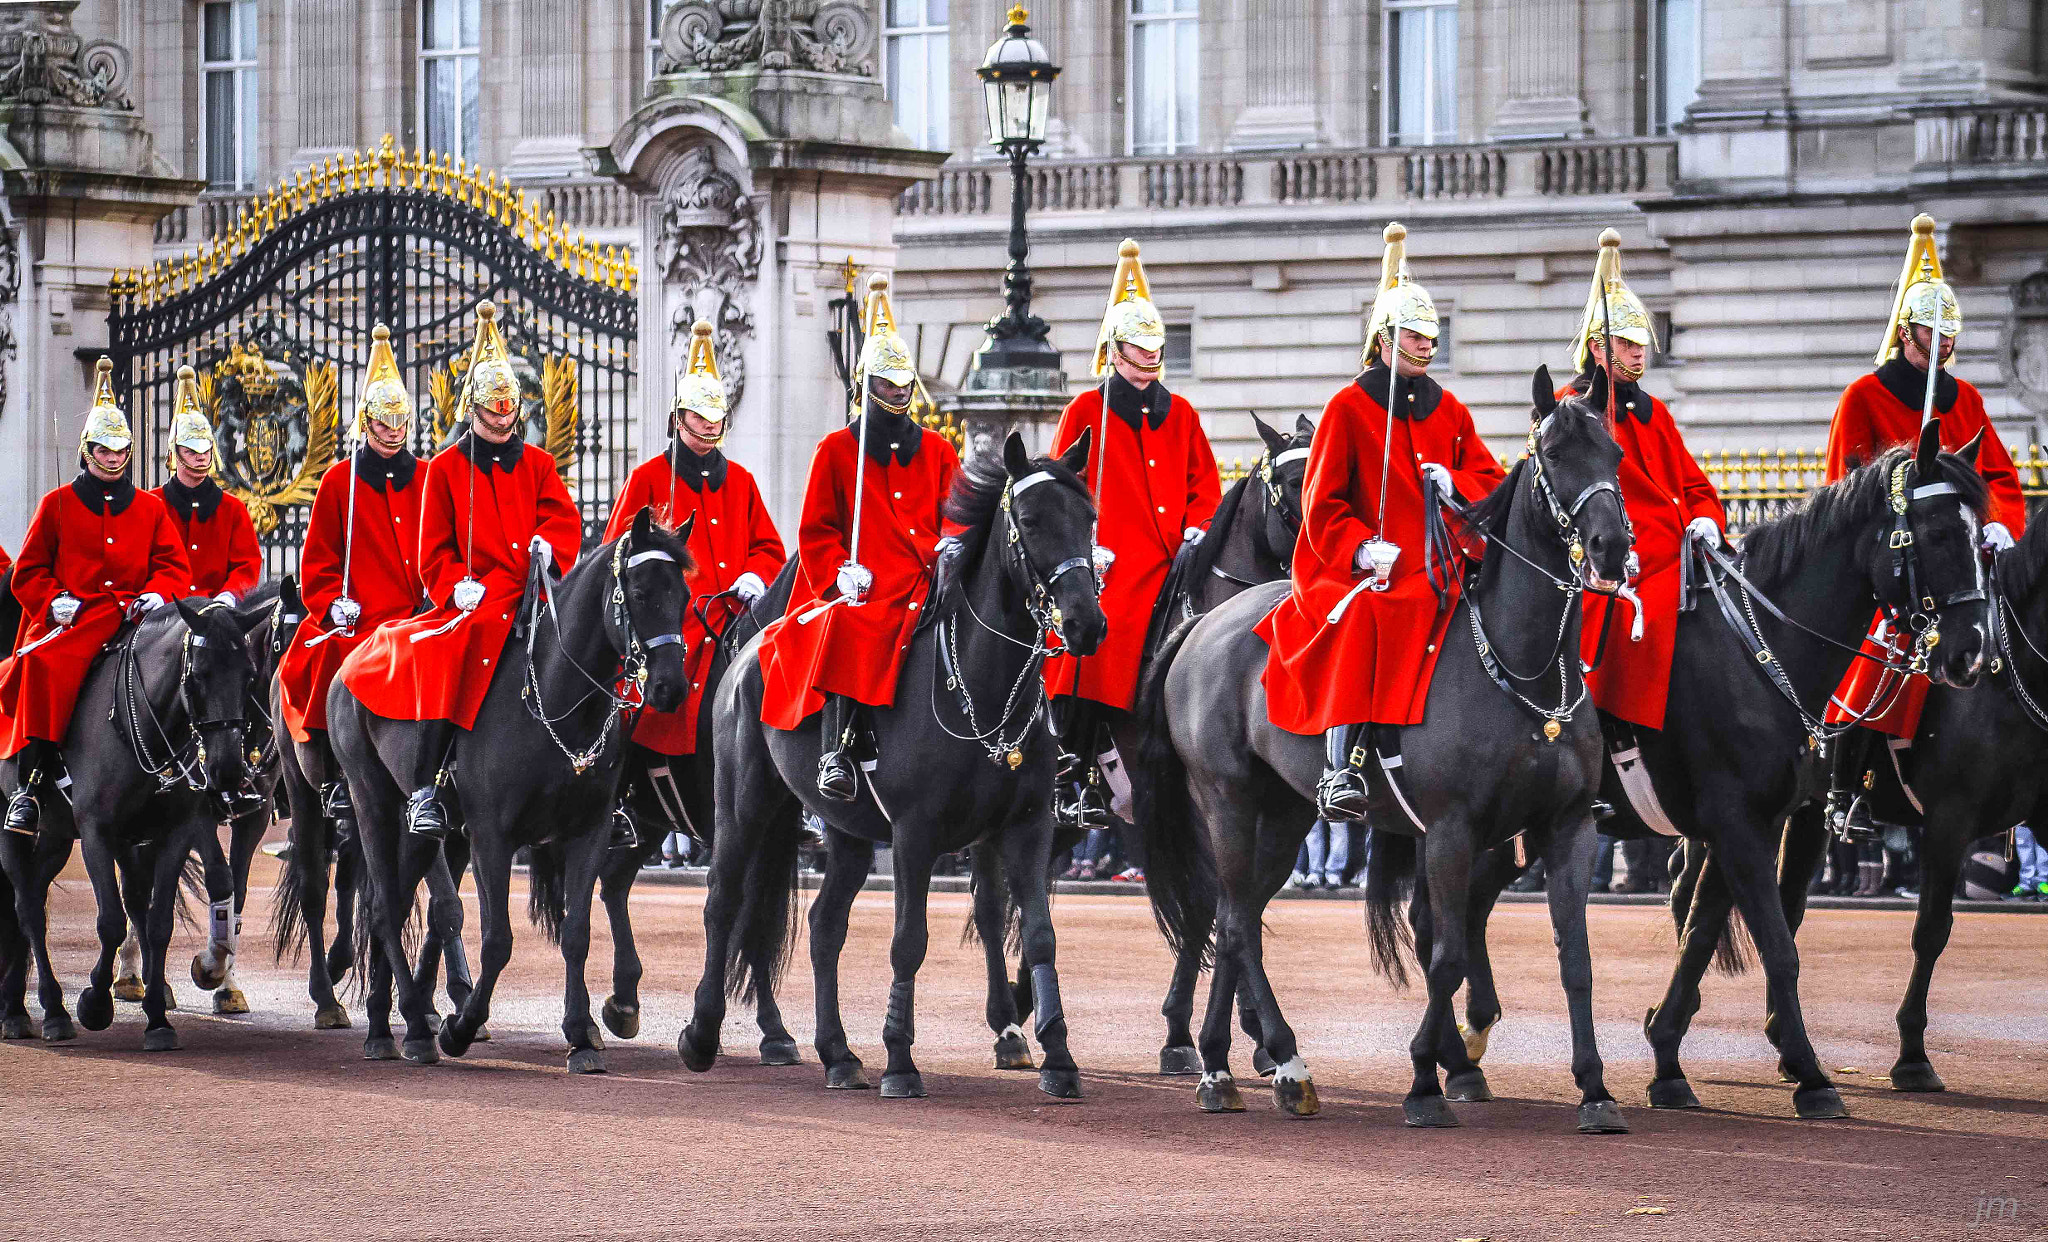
(657, 0), (876, 78)
(0, 0), (131, 110)
(656, 144), (762, 412)
(2005, 268), (2048, 422)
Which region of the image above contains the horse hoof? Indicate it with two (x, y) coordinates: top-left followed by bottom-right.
(1196, 1073), (1246, 1113)
(1646, 1077), (1701, 1110)
(213, 987), (248, 1016)
(41, 1012), (78, 1044)
(1252, 1047), (1277, 1078)
(1577, 1100), (1629, 1134)
(438, 1022), (474, 1059)
(111, 975), (145, 1003)
(313, 1003), (351, 1030)
(1403, 1095), (1461, 1128)
(1889, 1061), (1945, 1093)
(1038, 1068), (1082, 1100)
(677, 1023), (717, 1073)
(325, 946), (352, 981)
(879, 1072), (927, 1099)
(1777, 1060), (1796, 1085)
(162, 986), (178, 1012)
(402, 1037), (441, 1065)
(142, 1025), (180, 1052)
(1445, 1068), (1493, 1103)
(1793, 1085), (1848, 1120)
(1273, 1076), (1320, 1118)
(567, 1047), (607, 1075)
(0, 1015), (35, 1040)
(1460, 1018), (1496, 1063)
(364, 1035), (399, 1061)
(472, 1024), (491, 1043)
(825, 1059), (870, 1090)
(75, 988), (113, 1032)
(601, 996), (640, 1041)
(760, 1036), (801, 1066)
(190, 953), (227, 991)
(1159, 1044), (1202, 1076)
(993, 1030), (1034, 1071)
(421, 1011), (442, 1034)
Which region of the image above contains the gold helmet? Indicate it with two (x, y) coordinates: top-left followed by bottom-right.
(672, 319), (729, 433)
(853, 272), (917, 404)
(1572, 228), (1656, 375)
(1092, 238), (1167, 377)
(357, 323), (415, 433)
(169, 364), (216, 457)
(1363, 222), (1440, 367)
(1876, 213), (1961, 367)
(463, 299), (520, 415)
(79, 356), (133, 455)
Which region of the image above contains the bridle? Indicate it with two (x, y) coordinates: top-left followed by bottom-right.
(119, 607), (251, 794)
(933, 468), (1099, 769)
(1987, 554), (2048, 732)
(521, 533), (685, 774)
(1200, 444), (1309, 603)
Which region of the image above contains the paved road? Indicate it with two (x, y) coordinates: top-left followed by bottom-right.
(4, 855), (2044, 1240)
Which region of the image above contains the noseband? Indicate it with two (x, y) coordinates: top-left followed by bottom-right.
(119, 611), (250, 794)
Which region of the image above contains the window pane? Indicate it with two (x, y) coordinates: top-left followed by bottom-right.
(424, 58), (456, 151)
(205, 71), (235, 187)
(1164, 323), (1193, 376)
(1658, 0), (1699, 132)
(1431, 7), (1457, 143)
(1391, 10), (1424, 144)
(1131, 22), (1170, 153)
(1174, 0), (1199, 11)
(461, 57), (480, 157)
(424, 0), (457, 50)
(1174, 17), (1198, 151)
(460, 0), (481, 48)
(203, 2), (230, 62)
(1132, 0), (1171, 14)
(235, 0), (258, 61)
(925, 33), (948, 148)
(240, 70), (258, 187)
(887, 0), (920, 26)
(928, 0), (946, 24)
(887, 35), (924, 147)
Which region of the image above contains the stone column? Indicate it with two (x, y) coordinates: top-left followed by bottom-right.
(1676, 0), (1791, 196)
(1226, 0), (1325, 149)
(507, 0), (588, 179)
(1487, 0), (1591, 139)
(0, 1), (200, 546)
(292, 0), (360, 166)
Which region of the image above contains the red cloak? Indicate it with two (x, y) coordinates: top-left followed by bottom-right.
(153, 479), (262, 601)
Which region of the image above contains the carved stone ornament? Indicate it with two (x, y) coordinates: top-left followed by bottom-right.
(0, 2), (132, 110)
(658, 0), (876, 78)
(196, 315), (340, 534)
(2005, 269), (2048, 421)
(0, 227), (17, 420)
(656, 146), (763, 413)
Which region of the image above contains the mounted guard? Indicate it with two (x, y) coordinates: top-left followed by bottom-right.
(338, 301), (582, 838)
(0, 359), (190, 833)
(1822, 214), (2024, 837)
(1043, 238), (1220, 829)
(1255, 222), (1507, 821)
(152, 365), (262, 605)
(756, 273), (961, 801)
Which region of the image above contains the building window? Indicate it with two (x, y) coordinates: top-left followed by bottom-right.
(1164, 322), (1194, 377)
(1384, 0), (1457, 146)
(420, 0), (481, 160)
(1651, 0), (1700, 134)
(885, 0), (949, 151)
(1650, 310), (1675, 364)
(648, 0), (667, 80)
(1129, 0), (1199, 156)
(201, 0), (258, 190)
(1431, 313), (1453, 370)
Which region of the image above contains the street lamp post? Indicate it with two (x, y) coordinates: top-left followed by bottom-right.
(971, 4), (1062, 376)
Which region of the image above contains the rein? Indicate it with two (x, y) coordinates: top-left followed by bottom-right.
(1988, 556), (2048, 732)
(116, 610), (248, 794)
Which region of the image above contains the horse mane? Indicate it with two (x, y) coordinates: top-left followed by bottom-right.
(1184, 474), (1251, 582)
(941, 449), (1086, 572)
(1739, 446), (1989, 586)
(1998, 508), (2048, 604)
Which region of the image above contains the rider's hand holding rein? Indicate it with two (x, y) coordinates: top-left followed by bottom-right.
(452, 578), (485, 613)
(1687, 515), (1724, 547)
(127, 592), (165, 619)
(1984, 521), (2015, 553)
(734, 571), (767, 605)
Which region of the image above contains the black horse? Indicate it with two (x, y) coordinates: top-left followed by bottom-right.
(1138, 370), (1634, 1131)
(682, 431), (1107, 1099)
(0, 599), (259, 1049)
(329, 508), (692, 1069)
(1432, 423), (1995, 1119)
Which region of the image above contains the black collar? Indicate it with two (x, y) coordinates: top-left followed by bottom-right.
(354, 443), (418, 493)
(1105, 372), (1171, 431)
(1569, 365), (1652, 424)
(1876, 355), (1959, 415)
(667, 441), (728, 492)
(457, 429), (525, 474)
(161, 474), (225, 522)
(72, 471), (137, 516)
(1355, 365), (1444, 421)
(846, 406), (919, 467)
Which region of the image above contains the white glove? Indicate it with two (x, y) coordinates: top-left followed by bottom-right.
(129, 592), (165, 618)
(934, 536), (962, 559)
(1983, 521), (2015, 552)
(213, 591), (237, 606)
(1686, 516), (1721, 544)
(330, 597), (363, 631)
(835, 561), (873, 605)
(49, 593), (79, 627)
(451, 577), (485, 613)
(1092, 544), (1116, 582)
(1420, 462), (1454, 495)
(1182, 526), (1205, 546)
(529, 535), (554, 573)
(733, 572), (767, 605)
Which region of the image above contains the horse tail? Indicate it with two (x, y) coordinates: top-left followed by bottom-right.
(1713, 909), (1756, 976)
(526, 841), (570, 946)
(174, 848), (208, 932)
(1364, 830), (1417, 989)
(960, 846), (1025, 952)
(1132, 617), (1214, 964)
(349, 839), (421, 994)
(726, 803), (803, 1006)
(268, 830), (309, 964)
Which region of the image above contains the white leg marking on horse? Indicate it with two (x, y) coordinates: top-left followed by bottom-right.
(1272, 1055), (1308, 1083)
(999, 1023), (1026, 1042)
(1200, 1070), (1234, 1087)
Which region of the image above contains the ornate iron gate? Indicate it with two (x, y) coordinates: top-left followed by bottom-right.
(107, 137), (637, 578)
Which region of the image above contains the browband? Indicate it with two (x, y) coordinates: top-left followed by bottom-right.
(1272, 447), (1311, 468)
(626, 550), (677, 568)
(1011, 470), (1057, 496)
(1909, 482), (1957, 500)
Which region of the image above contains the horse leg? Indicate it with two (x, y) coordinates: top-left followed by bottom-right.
(362, 933), (398, 1060)
(1764, 811), (1830, 1078)
(998, 815), (1081, 1100)
(438, 829), (510, 1060)
(0, 874), (31, 1039)
(1889, 824), (1965, 1093)
(1643, 844), (1733, 1109)
(809, 828), (874, 1088)
(4, 829), (78, 1041)
(878, 837), (938, 1099)
(1222, 811), (1318, 1116)
(424, 836), (476, 1025)
(970, 839), (1032, 1070)
(680, 746), (782, 1073)
(366, 834), (440, 1064)
(135, 836), (186, 1051)
(1451, 840), (1518, 1069)
(1155, 853), (1213, 1074)
(555, 828), (610, 1074)
(1404, 817), (1475, 1128)
(327, 844), (358, 987)
(1194, 907), (1247, 1113)
(1544, 816), (1625, 1133)
(191, 823), (239, 1008)
(215, 803), (267, 1015)
(597, 843), (645, 1041)
(285, 764), (348, 1029)
(1716, 828), (1844, 1118)
(72, 826), (127, 1037)
(113, 923), (145, 1002)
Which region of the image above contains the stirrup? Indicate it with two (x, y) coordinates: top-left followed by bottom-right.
(1824, 792), (1876, 842)
(406, 786), (448, 838)
(817, 752), (858, 803)
(608, 806), (639, 851)
(320, 780), (354, 820)
(3, 786), (37, 836)
(1056, 777), (1110, 830)
(1315, 768), (1369, 823)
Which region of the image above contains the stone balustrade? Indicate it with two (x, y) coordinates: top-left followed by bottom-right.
(1915, 104), (2048, 180)
(156, 174), (640, 248)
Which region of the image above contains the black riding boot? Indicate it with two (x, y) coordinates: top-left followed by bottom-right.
(1315, 723), (1370, 822)
(1824, 728), (1880, 841)
(406, 720), (458, 839)
(4, 740), (57, 836)
(1052, 696), (1110, 830)
(320, 779), (356, 854)
(816, 694), (859, 802)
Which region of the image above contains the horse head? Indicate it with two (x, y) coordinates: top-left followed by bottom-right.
(616, 507), (696, 713)
(999, 429), (1108, 658)
(1528, 365), (1631, 593)
(1889, 420), (1991, 688)
(174, 597), (260, 796)
(1252, 413), (1312, 558)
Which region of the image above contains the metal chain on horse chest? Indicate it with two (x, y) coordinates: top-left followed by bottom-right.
(118, 628), (209, 791)
(521, 539), (647, 776)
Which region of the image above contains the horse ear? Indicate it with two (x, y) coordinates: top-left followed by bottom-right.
(1916, 417), (1943, 473)
(1957, 426), (1985, 468)
(672, 512), (696, 546)
(1252, 413), (1286, 457)
(1003, 430), (1034, 478)
(1294, 413), (1316, 440)
(1055, 428), (1091, 477)
(632, 505), (653, 542)
(1531, 365), (1558, 420)
(280, 574), (302, 613)
(174, 598), (206, 632)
